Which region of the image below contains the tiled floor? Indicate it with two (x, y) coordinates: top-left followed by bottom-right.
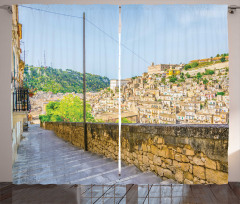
(1, 183), (240, 203)
(13, 125), (168, 185)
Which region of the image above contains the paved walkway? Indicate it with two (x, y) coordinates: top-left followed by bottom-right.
(13, 125), (169, 185)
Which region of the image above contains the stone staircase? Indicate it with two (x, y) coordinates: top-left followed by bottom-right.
(13, 125), (175, 185)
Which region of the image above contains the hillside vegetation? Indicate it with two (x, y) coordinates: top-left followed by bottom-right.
(23, 66), (110, 93)
(184, 53), (229, 71)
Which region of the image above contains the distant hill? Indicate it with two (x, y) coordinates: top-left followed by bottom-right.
(23, 66), (110, 94)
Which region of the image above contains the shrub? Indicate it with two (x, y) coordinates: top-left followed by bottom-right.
(204, 69), (215, 75)
(39, 115), (51, 122)
(196, 72), (202, 79)
(186, 73), (191, 78)
(116, 117), (133, 124)
(220, 57), (226, 62)
(203, 79), (209, 84)
(217, 92), (225, 96)
(169, 76), (177, 83)
(184, 64), (191, 70)
(190, 62), (199, 68)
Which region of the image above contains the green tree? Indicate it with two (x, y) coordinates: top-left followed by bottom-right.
(39, 94), (95, 123)
(184, 64), (191, 70)
(178, 73), (185, 82)
(196, 72), (202, 79)
(169, 76), (177, 83)
(204, 69), (215, 75)
(203, 79), (208, 84)
(57, 94), (95, 122)
(46, 101), (60, 116)
(23, 66), (110, 94)
(217, 92), (225, 96)
(220, 57), (226, 62)
(39, 101), (63, 122)
(186, 73), (191, 78)
(180, 72), (184, 79)
(190, 62), (199, 68)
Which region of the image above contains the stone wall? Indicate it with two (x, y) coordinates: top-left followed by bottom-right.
(41, 122), (228, 184)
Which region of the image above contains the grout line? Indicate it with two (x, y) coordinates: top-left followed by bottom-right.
(117, 184), (134, 204)
(93, 184), (114, 204)
(143, 184), (153, 204)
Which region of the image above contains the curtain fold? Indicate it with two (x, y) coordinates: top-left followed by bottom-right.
(121, 4), (228, 125)
(15, 4), (229, 185)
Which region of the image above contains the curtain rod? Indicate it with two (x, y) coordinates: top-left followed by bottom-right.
(1, 4), (239, 15)
(0, 5), (12, 14)
(229, 5), (240, 14)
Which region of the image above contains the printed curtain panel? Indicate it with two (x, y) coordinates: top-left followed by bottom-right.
(12, 4), (228, 185)
(120, 5), (229, 185)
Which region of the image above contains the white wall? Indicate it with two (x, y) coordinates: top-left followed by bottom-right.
(0, 7), (12, 182)
(228, 8), (240, 182)
(0, 0), (240, 182)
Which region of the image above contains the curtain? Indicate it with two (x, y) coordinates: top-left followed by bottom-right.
(18, 5), (119, 123)
(14, 4), (229, 185)
(121, 4), (228, 125)
(120, 4), (229, 185)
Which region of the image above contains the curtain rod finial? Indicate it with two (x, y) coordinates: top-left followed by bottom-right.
(0, 5), (12, 14)
(228, 5), (240, 14)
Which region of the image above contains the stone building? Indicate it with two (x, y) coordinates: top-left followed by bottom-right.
(110, 79), (130, 90)
(148, 62), (182, 74)
(11, 5), (29, 163)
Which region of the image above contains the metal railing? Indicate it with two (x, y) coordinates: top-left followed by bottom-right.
(13, 88), (30, 112)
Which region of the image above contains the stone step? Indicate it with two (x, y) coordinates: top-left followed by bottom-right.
(13, 124), (163, 184)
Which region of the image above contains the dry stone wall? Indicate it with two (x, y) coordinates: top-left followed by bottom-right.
(41, 122), (228, 184)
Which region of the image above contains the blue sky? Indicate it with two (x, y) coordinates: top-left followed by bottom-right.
(19, 4), (228, 79)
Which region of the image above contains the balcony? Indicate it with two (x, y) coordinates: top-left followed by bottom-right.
(13, 88), (30, 112)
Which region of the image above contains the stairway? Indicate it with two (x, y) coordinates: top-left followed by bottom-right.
(13, 125), (174, 185)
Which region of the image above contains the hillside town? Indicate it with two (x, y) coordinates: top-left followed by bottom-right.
(29, 56), (229, 125)
(88, 57), (229, 124)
